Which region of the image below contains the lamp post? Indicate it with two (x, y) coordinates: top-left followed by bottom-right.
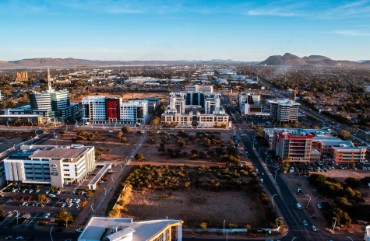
(332, 217), (337, 234)
(91, 203), (94, 212)
(6, 121), (9, 128)
(291, 237), (297, 241)
(111, 175), (114, 183)
(276, 217), (283, 232)
(223, 220), (225, 236)
(272, 194), (278, 208)
(347, 236), (353, 241)
(50, 226), (54, 241)
(103, 188), (107, 196)
(13, 210), (19, 226)
(306, 194), (311, 209)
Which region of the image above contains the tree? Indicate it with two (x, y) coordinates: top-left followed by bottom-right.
(339, 130), (351, 140)
(122, 126), (131, 132)
(345, 177), (361, 188)
(120, 137), (127, 143)
(86, 191), (94, 199)
(134, 153), (144, 161)
(255, 127), (264, 135)
(0, 208), (5, 217)
(59, 130), (65, 135)
(200, 222), (207, 230)
(151, 116), (161, 127)
(107, 149), (112, 157)
(38, 194), (46, 202)
(116, 132), (123, 138)
(55, 208), (73, 227)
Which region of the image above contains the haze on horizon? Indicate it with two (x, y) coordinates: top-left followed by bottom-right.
(0, 0), (369, 62)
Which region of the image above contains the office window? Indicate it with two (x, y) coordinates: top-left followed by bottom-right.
(63, 169), (69, 171)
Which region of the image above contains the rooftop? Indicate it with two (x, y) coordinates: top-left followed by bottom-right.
(268, 99), (300, 106)
(79, 217), (182, 241)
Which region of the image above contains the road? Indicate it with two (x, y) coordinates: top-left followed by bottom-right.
(223, 95), (343, 241)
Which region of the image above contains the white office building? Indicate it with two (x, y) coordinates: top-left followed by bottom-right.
(268, 99), (300, 122)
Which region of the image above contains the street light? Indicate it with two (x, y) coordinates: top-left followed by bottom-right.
(291, 237), (297, 241)
(332, 217), (337, 234)
(111, 175), (114, 183)
(103, 188), (107, 196)
(347, 236), (353, 241)
(91, 203), (94, 212)
(13, 210), (18, 226)
(276, 217), (283, 232)
(306, 194), (311, 209)
(50, 226), (54, 241)
(272, 194), (278, 208)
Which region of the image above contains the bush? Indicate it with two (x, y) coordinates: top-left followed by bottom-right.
(135, 153), (144, 161)
(122, 126), (131, 132)
(345, 177), (361, 188)
(228, 224), (238, 229)
(200, 222), (207, 230)
(108, 209), (120, 217)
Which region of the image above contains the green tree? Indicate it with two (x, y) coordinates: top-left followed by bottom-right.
(339, 130), (351, 139)
(200, 222), (207, 230)
(116, 132), (123, 138)
(55, 208), (73, 227)
(255, 127), (264, 135)
(0, 208), (5, 217)
(107, 149), (112, 157)
(134, 153), (144, 161)
(122, 126), (131, 132)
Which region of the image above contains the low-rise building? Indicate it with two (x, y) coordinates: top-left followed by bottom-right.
(3, 144), (95, 187)
(78, 217), (183, 241)
(331, 146), (367, 164)
(185, 85), (213, 94)
(0, 114), (44, 125)
(82, 96), (149, 125)
(238, 91), (275, 116)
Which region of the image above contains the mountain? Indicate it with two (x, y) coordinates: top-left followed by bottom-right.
(0, 57), (243, 69)
(258, 53), (361, 67)
(360, 61), (370, 65)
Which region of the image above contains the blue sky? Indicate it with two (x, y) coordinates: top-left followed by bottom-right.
(0, 0), (369, 61)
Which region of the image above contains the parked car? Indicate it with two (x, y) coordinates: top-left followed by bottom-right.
(303, 220), (308, 226)
(49, 194), (56, 198)
(317, 204), (322, 209)
(35, 189), (40, 193)
(44, 213), (50, 218)
(61, 203), (66, 208)
(45, 190), (50, 194)
(76, 229), (83, 233)
(16, 236), (24, 240)
(5, 236), (13, 240)
(12, 189), (19, 193)
(68, 203), (73, 208)
(29, 189), (33, 193)
(22, 190), (27, 193)
(311, 226), (317, 231)
(57, 190), (61, 194)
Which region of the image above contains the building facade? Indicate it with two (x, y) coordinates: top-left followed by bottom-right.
(268, 99), (300, 122)
(161, 90), (229, 128)
(238, 91), (275, 116)
(82, 96), (149, 125)
(185, 85), (213, 93)
(4, 144), (95, 187)
(331, 146), (367, 164)
(0, 114), (44, 125)
(15, 72), (28, 82)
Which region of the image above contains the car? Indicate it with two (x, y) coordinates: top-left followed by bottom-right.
(76, 199), (81, 203)
(5, 236), (13, 240)
(245, 151), (248, 154)
(76, 229), (84, 232)
(57, 190), (61, 194)
(49, 194), (56, 197)
(68, 203), (73, 208)
(100, 181), (106, 184)
(73, 198), (77, 202)
(29, 189), (33, 193)
(303, 220), (308, 226)
(12, 189), (19, 193)
(62, 203), (66, 208)
(44, 213), (50, 218)
(45, 190), (50, 194)
(311, 226), (317, 231)
(22, 189), (27, 193)
(35, 189), (40, 193)
(317, 204), (322, 209)
(76, 204), (80, 208)
(16, 237), (24, 240)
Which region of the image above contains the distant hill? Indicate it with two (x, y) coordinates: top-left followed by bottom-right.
(360, 61), (370, 65)
(0, 58), (248, 69)
(258, 53), (364, 67)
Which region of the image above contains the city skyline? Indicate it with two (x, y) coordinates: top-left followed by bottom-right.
(0, 0), (370, 61)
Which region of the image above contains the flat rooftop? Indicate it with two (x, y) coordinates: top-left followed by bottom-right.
(9, 145), (93, 160)
(0, 114), (42, 118)
(79, 217), (182, 241)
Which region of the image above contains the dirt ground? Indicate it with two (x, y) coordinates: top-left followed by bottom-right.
(123, 188), (267, 229)
(54, 130), (145, 162)
(280, 170), (369, 240)
(0, 132), (37, 153)
(133, 132), (251, 166)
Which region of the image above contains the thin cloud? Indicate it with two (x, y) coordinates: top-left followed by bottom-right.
(332, 30), (370, 36)
(246, 1), (309, 17)
(317, 0), (370, 19)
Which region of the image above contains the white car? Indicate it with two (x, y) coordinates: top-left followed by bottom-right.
(22, 190), (27, 193)
(62, 203), (66, 208)
(76, 204), (80, 209)
(44, 213), (50, 218)
(76, 199), (81, 203)
(68, 203), (73, 208)
(311, 226), (317, 231)
(12, 189), (19, 193)
(49, 194), (56, 197)
(16, 237), (24, 240)
(29, 189), (33, 193)
(100, 181), (106, 184)
(36, 189), (40, 193)
(57, 190), (61, 194)
(45, 190), (50, 194)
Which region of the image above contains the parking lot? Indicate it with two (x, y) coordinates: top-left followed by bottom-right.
(0, 185), (86, 229)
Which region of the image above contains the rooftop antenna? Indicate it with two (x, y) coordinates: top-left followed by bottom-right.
(47, 68), (52, 92)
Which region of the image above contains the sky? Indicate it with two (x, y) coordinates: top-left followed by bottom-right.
(0, 0), (369, 61)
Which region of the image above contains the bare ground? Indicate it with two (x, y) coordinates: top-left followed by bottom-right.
(123, 188), (267, 229)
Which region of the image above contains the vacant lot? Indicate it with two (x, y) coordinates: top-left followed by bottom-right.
(0, 132), (36, 153)
(52, 129), (145, 162)
(134, 131), (252, 166)
(124, 188), (266, 229)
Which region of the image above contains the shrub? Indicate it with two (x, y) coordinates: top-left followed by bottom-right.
(122, 126), (131, 132)
(108, 209), (120, 217)
(228, 224), (238, 229)
(135, 153), (144, 161)
(200, 222), (207, 230)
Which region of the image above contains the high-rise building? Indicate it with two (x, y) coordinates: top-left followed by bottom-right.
(238, 91), (275, 115)
(2, 69), (79, 122)
(82, 96), (149, 125)
(161, 89), (229, 128)
(268, 99), (300, 122)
